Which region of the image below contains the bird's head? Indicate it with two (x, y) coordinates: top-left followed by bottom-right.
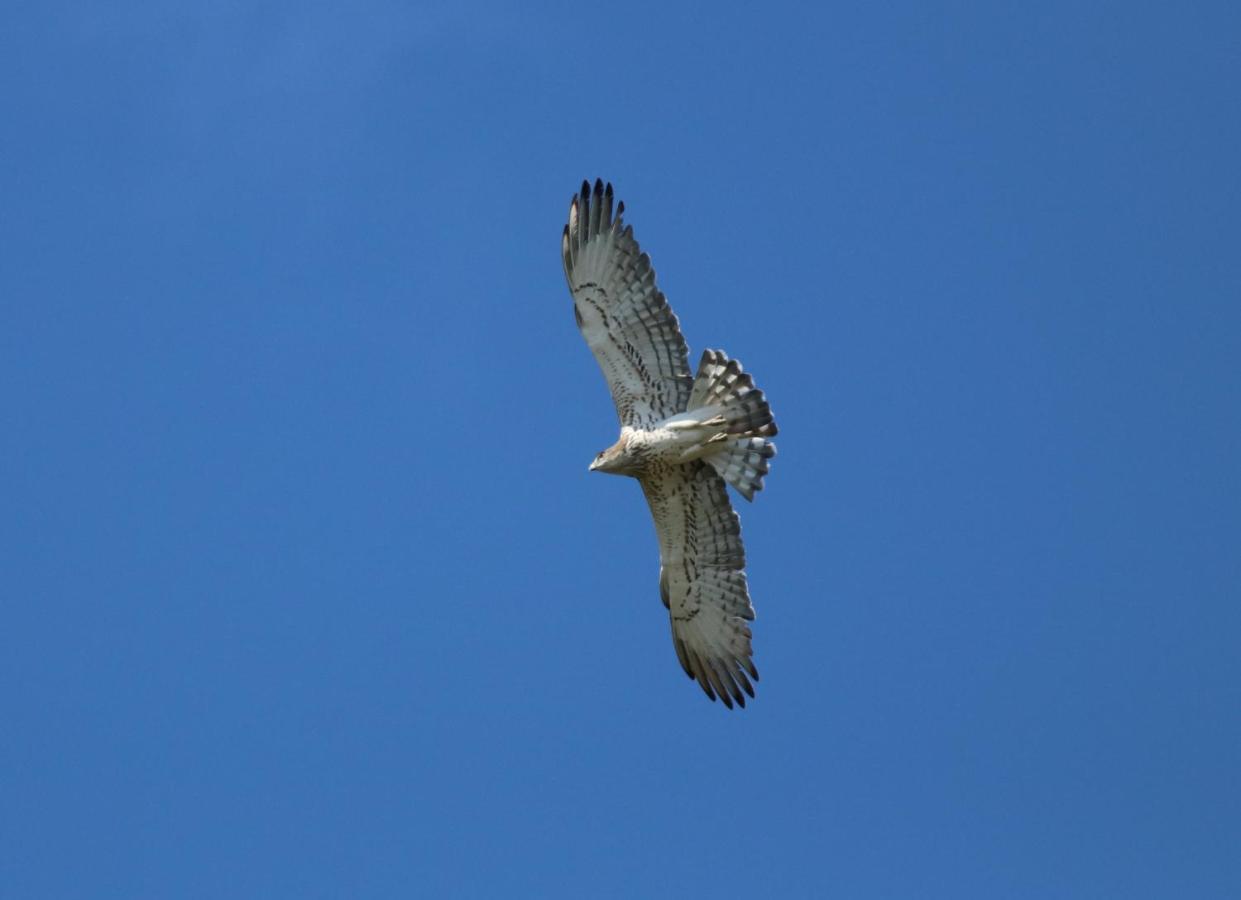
(588, 436), (632, 475)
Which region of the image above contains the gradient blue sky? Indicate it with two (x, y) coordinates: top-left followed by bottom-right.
(3, 2), (1239, 897)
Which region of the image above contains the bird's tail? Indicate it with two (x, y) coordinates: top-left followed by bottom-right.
(687, 350), (777, 501)
(688, 349), (777, 437)
(704, 436), (776, 502)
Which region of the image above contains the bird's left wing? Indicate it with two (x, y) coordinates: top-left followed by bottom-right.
(561, 179), (692, 428)
(641, 462), (759, 708)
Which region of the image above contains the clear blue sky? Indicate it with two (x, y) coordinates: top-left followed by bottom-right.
(3, 2), (1238, 897)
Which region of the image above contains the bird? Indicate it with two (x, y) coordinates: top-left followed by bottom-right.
(561, 179), (778, 708)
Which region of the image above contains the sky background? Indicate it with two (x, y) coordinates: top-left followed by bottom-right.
(2, 2), (1239, 897)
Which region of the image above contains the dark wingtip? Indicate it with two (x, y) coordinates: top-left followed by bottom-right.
(720, 667), (747, 709)
(694, 659), (718, 702)
(740, 675), (756, 699)
(593, 177), (604, 196)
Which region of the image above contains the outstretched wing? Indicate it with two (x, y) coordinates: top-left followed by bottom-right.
(641, 462), (759, 708)
(561, 179), (693, 428)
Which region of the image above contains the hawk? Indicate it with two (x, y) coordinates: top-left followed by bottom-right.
(561, 179), (778, 709)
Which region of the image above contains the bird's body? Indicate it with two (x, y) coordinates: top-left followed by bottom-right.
(562, 180), (778, 708)
(592, 416), (750, 476)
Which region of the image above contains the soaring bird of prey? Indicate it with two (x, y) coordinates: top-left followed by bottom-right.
(561, 179), (778, 709)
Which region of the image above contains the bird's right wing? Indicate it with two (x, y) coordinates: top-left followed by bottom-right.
(641, 461), (758, 708)
(561, 179), (693, 428)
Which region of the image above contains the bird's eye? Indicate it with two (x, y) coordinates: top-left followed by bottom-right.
(596, 452), (604, 459)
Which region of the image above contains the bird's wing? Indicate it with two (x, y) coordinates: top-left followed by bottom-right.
(641, 462), (758, 708)
(562, 179), (693, 428)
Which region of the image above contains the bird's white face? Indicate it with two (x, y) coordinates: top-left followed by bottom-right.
(588, 437), (632, 475)
(589, 448), (618, 473)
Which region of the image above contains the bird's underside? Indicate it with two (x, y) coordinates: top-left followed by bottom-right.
(561, 179), (777, 709)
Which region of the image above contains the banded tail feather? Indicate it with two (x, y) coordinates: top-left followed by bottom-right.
(686, 349), (777, 501)
(705, 436), (776, 502)
(688, 349), (777, 438)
